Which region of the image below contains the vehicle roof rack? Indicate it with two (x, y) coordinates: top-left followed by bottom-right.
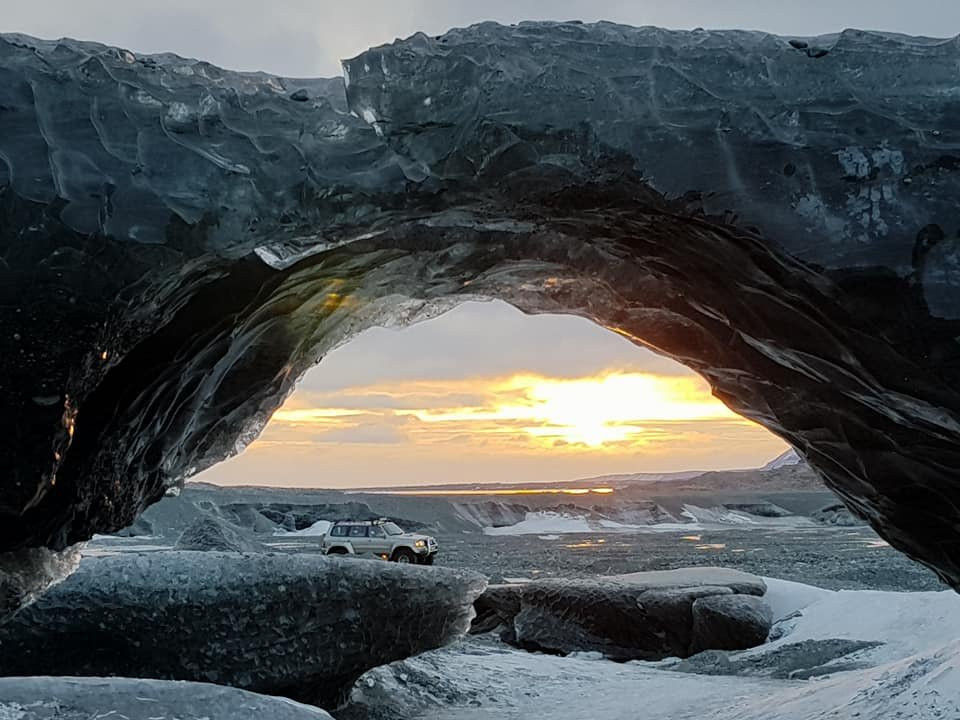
(331, 518), (392, 526)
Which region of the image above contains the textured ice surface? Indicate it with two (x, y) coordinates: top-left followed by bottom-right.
(475, 568), (769, 660)
(605, 567), (767, 595)
(689, 594), (773, 653)
(0, 552), (486, 709)
(172, 514), (268, 552)
(0, 545), (80, 624)
(344, 581), (960, 720)
(0, 677), (334, 720)
(1, 25), (960, 594)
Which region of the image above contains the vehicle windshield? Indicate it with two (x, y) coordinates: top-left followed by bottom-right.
(382, 522), (405, 536)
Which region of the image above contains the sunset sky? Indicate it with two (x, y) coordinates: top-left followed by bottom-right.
(196, 302), (788, 488)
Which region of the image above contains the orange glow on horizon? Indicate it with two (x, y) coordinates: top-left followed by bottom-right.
(367, 486), (617, 496)
(267, 371), (748, 451)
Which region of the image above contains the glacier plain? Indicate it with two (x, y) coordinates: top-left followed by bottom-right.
(345, 579), (960, 720)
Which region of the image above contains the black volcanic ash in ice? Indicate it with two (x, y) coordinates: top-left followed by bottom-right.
(1, 25), (959, 594)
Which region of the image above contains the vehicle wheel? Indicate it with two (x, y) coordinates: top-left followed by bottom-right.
(326, 547), (348, 555)
(392, 548), (417, 564)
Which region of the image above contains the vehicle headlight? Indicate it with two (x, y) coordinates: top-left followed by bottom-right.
(415, 540), (426, 548)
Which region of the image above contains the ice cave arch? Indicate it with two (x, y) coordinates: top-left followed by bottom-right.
(1, 23), (960, 596)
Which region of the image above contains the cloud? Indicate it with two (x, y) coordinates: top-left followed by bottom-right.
(7, 1), (956, 77)
(301, 301), (690, 393)
(257, 369), (755, 456)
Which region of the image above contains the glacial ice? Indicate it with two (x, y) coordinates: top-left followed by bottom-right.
(0, 677), (334, 720)
(346, 579), (960, 720)
(475, 568), (771, 659)
(0, 545), (81, 623)
(173, 514), (269, 552)
(1, 24), (960, 595)
(0, 551), (486, 708)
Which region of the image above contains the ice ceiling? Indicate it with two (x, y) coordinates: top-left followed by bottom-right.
(1, 24), (960, 586)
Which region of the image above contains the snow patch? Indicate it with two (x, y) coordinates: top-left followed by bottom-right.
(762, 576), (834, 623)
(350, 578), (960, 720)
(274, 520), (331, 537)
(762, 448), (800, 470)
(484, 512), (592, 536)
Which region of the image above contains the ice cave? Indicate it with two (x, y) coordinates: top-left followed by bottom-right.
(1, 20), (960, 720)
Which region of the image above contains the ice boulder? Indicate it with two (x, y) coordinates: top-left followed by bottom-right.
(173, 514), (269, 552)
(0, 676), (335, 720)
(689, 594), (774, 654)
(470, 583), (523, 637)
(492, 567), (771, 660)
(0, 552), (486, 709)
(605, 567), (767, 596)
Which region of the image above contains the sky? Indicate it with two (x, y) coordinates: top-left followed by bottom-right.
(196, 301), (788, 488)
(8, 1), (941, 488)
(5, 1), (957, 78)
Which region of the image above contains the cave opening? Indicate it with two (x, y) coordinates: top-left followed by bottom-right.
(195, 298), (789, 490)
(167, 294), (938, 589)
(2, 18), (960, 718)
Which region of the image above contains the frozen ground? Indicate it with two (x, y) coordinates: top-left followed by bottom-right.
(482, 505), (816, 536)
(343, 579), (960, 720)
(431, 526), (943, 591)
(79, 496), (951, 720)
(85, 524), (943, 592)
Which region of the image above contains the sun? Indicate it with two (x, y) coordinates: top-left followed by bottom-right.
(388, 372), (743, 449)
(502, 373), (740, 447)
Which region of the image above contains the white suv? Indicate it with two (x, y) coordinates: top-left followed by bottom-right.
(321, 519), (438, 565)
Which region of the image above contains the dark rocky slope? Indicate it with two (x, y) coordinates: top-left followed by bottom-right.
(1, 25), (959, 593)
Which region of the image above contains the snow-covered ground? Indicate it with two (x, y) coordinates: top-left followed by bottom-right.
(273, 520), (331, 537)
(483, 506), (814, 536)
(483, 512), (595, 535)
(349, 577), (960, 720)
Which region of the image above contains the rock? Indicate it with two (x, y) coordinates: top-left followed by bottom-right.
(173, 514), (269, 552)
(0, 552), (486, 709)
(812, 503), (865, 527)
(2, 25), (960, 597)
(0, 676), (334, 719)
(501, 568), (770, 661)
(689, 594), (774, 654)
(452, 501), (529, 529)
(722, 502), (793, 518)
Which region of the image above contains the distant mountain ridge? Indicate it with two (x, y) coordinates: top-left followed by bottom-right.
(762, 449), (801, 470)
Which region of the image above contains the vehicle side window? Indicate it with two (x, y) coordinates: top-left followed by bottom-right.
(368, 526), (386, 538)
(348, 526), (368, 538)
(330, 526), (347, 537)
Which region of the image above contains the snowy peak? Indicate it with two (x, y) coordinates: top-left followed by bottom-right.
(762, 449), (801, 471)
